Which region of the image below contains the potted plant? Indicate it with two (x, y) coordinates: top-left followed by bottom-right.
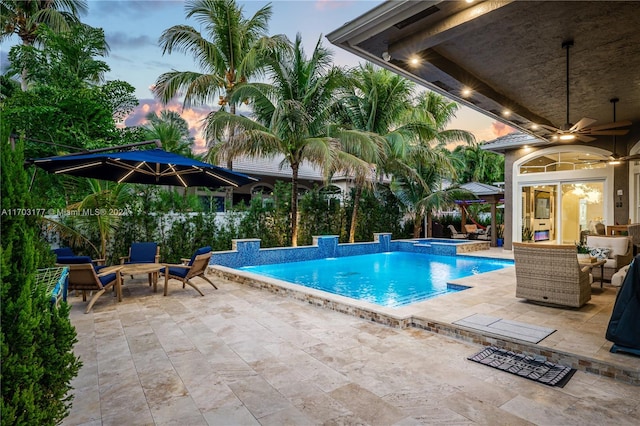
(522, 225), (534, 242)
(576, 241), (591, 261)
(496, 224), (504, 247)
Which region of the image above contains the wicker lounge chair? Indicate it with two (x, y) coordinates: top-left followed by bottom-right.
(163, 246), (216, 296)
(64, 263), (121, 313)
(585, 236), (633, 281)
(513, 243), (591, 308)
(447, 224), (468, 239)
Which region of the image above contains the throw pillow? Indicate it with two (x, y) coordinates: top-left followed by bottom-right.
(590, 247), (611, 260)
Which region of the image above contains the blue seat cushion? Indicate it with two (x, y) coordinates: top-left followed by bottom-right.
(128, 242), (158, 263)
(57, 256), (93, 264)
(188, 246), (211, 266)
(99, 273), (117, 286)
(53, 247), (75, 257)
(168, 266), (188, 278)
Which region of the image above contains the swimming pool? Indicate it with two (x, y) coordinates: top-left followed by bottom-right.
(239, 252), (514, 308)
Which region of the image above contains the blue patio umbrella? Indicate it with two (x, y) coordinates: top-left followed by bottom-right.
(31, 148), (258, 188)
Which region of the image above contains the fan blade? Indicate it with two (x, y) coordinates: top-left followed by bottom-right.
(620, 154), (640, 161)
(585, 129), (630, 136)
(575, 134), (596, 143)
(569, 117), (597, 132)
(582, 120), (632, 132)
(538, 124), (561, 133)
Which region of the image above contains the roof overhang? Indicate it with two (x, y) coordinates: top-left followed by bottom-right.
(328, 1), (640, 151)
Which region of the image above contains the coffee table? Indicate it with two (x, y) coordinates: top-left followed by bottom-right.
(119, 263), (168, 294)
(579, 258), (606, 288)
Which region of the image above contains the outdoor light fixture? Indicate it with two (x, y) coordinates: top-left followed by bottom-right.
(382, 51), (391, 62)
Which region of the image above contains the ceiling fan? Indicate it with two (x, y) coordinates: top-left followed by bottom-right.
(579, 98), (640, 165)
(539, 40), (631, 143)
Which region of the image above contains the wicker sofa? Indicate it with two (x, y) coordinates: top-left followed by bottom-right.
(585, 236), (633, 281)
(513, 243), (591, 308)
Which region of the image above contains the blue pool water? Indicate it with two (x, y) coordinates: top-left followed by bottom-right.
(239, 252), (514, 308)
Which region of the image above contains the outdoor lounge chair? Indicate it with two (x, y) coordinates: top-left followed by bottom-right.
(585, 236), (633, 281)
(163, 246), (217, 296)
(513, 243), (591, 308)
(120, 242), (160, 285)
(53, 247), (105, 268)
(476, 225), (491, 241)
(64, 263), (121, 313)
(447, 224), (468, 239)
(120, 242), (160, 264)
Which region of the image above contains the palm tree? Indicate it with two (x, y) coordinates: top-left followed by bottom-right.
(8, 22), (110, 89)
(144, 110), (196, 158)
(452, 141), (504, 184)
(392, 148), (468, 237)
(389, 91), (476, 237)
(335, 64), (414, 242)
(153, 0), (288, 167)
(204, 34), (345, 246)
(335, 65), (474, 242)
(0, 0), (87, 90)
(64, 179), (129, 260)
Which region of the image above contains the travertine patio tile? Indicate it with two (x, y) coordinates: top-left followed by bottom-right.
(63, 268), (640, 426)
(329, 383), (406, 425)
(256, 406), (315, 426)
(226, 375), (294, 419)
(202, 402), (260, 426)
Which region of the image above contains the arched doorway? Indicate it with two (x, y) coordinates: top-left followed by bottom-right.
(512, 146), (614, 244)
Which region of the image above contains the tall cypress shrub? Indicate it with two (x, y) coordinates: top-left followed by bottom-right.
(1, 136), (81, 424)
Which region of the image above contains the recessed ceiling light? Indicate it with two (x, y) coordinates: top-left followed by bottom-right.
(461, 88), (472, 97)
(466, 0), (475, 3)
(531, 124), (539, 130)
(408, 56), (421, 66)
(502, 109), (511, 117)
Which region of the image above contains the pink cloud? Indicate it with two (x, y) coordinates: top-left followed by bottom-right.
(491, 121), (515, 137)
(124, 99), (214, 154)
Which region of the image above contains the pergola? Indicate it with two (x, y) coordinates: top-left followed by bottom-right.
(456, 182), (504, 247)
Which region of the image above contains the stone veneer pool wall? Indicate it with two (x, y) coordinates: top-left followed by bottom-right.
(209, 233), (490, 269)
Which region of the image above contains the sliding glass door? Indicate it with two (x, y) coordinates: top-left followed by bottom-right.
(521, 181), (604, 243)
(560, 182), (604, 243)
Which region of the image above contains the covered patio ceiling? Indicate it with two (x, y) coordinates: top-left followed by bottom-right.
(327, 1), (640, 151)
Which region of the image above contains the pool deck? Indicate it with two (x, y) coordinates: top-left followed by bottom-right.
(63, 247), (640, 425)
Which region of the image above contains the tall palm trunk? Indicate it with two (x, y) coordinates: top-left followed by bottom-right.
(413, 214), (422, 238)
(291, 162), (299, 247)
(227, 101), (236, 170)
(349, 184), (363, 243)
(20, 39), (30, 91)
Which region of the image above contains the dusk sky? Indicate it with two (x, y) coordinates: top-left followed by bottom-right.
(1, 0), (509, 151)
